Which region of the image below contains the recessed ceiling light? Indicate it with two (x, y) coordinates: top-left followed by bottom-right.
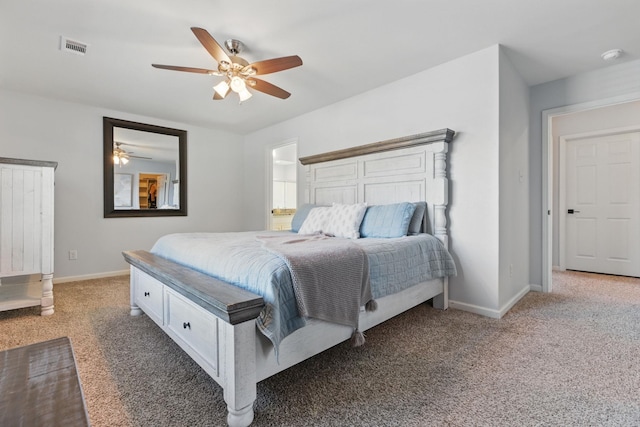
(601, 49), (623, 61)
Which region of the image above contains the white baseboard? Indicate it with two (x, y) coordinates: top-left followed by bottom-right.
(449, 300), (502, 318)
(54, 270), (129, 284)
(498, 285), (530, 317)
(449, 284), (530, 319)
(529, 284), (543, 292)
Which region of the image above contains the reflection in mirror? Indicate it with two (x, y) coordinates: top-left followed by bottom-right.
(103, 117), (187, 217)
(113, 128), (178, 210)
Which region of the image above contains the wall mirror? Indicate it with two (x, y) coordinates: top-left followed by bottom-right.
(103, 117), (187, 217)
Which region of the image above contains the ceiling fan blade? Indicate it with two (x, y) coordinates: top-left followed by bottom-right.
(248, 78), (291, 99)
(191, 27), (231, 65)
(246, 55), (303, 75)
(152, 64), (220, 75)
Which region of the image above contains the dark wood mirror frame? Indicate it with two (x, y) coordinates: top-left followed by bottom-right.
(103, 117), (187, 218)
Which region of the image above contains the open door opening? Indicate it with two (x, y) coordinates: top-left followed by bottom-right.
(542, 97), (640, 292)
(269, 142), (297, 230)
(139, 172), (170, 209)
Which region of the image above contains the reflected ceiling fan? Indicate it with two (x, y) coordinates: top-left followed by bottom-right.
(113, 142), (151, 166)
(152, 27), (303, 102)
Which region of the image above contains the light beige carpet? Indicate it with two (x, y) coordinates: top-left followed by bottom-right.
(1, 271), (639, 426)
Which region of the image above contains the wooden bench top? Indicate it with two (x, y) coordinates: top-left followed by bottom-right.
(123, 250), (265, 325)
(0, 337), (90, 427)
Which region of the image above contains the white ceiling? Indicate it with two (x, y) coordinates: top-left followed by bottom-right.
(2, 0), (639, 135)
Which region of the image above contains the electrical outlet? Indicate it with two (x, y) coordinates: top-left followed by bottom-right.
(69, 250), (78, 260)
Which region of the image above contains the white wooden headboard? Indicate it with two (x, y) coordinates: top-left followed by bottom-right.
(299, 129), (454, 247)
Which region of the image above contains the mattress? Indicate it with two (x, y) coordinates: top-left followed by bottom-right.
(151, 231), (456, 352)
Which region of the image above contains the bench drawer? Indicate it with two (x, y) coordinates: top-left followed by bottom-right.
(165, 288), (218, 375)
(133, 270), (164, 325)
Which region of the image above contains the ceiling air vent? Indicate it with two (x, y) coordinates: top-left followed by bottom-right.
(60, 36), (88, 55)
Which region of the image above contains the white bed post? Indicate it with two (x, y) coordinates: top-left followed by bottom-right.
(433, 146), (449, 247)
(432, 142), (449, 310)
(223, 320), (257, 427)
(129, 266), (143, 316)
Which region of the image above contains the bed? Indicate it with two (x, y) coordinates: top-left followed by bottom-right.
(123, 128), (455, 427)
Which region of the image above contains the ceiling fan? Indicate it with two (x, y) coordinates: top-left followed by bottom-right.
(113, 142), (151, 166)
(152, 27), (303, 102)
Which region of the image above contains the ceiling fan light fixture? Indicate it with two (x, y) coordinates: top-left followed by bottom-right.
(229, 76), (246, 93)
(113, 149), (130, 166)
(214, 80), (230, 97)
(238, 87), (252, 102)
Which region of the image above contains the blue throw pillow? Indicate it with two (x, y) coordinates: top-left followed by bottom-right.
(408, 201), (427, 235)
(359, 202), (417, 238)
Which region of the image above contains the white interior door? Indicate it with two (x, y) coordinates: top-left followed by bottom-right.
(563, 131), (640, 277)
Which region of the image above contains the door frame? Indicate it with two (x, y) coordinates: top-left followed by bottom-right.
(558, 126), (640, 271)
(264, 138), (298, 230)
(542, 92), (640, 292)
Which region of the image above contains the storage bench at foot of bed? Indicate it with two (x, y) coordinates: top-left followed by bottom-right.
(124, 250), (264, 427)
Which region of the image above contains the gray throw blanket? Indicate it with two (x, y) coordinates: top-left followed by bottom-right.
(257, 233), (375, 345)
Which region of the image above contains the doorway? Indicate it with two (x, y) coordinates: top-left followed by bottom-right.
(542, 96), (640, 291)
(139, 172), (170, 209)
(559, 129), (640, 276)
(268, 140), (298, 231)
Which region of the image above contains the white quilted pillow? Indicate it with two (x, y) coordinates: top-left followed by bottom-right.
(297, 206), (332, 234)
(324, 202), (368, 239)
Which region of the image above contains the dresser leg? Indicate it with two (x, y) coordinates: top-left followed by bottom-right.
(40, 273), (54, 316)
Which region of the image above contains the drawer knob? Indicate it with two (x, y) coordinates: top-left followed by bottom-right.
(144, 291), (150, 297)
(183, 322), (191, 330)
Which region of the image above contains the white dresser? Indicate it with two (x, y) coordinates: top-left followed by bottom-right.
(0, 157), (57, 315)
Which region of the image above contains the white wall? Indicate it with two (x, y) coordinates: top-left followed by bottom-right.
(0, 88), (245, 281)
(529, 59), (640, 285)
(244, 45), (508, 314)
(550, 101), (640, 267)
(498, 49), (531, 310)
